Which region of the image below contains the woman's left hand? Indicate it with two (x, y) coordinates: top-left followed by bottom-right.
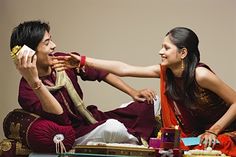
(200, 131), (218, 148)
(131, 89), (157, 104)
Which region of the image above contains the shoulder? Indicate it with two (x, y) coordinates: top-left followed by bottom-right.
(195, 66), (213, 80)
(150, 64), (161, 76)
(195, 66), (220, 89)
(143, 64), (160, 78)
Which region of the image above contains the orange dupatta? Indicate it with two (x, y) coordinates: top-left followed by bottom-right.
(160, 66), (186, 136)
(160, 65), (189, 150)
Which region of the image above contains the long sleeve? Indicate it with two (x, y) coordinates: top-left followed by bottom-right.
(78, 65), (109, 82)
(18, 78), (71, 125)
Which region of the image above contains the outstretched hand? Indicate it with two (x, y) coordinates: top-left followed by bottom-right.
(51, 53), (81, 71)
(131, 89), (157, 104)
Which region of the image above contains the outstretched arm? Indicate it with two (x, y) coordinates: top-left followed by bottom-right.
(53, 53), (161, 78)
(86, 57), (160, 78)
(103, 73), (157, 104)
(52, 53), (158, 103)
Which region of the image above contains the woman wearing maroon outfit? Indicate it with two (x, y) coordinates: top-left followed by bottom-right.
(10, 20), (158, 149)
(56, 27), (236, 156)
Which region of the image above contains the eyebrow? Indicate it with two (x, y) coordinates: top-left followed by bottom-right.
(42, 36), (51, 44)
(162, 43), (168, 47)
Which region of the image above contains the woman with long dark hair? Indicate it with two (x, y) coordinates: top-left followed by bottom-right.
(56, 27), (236, 156)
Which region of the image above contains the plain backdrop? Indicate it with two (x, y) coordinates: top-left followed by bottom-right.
(1, 0), (236, 140)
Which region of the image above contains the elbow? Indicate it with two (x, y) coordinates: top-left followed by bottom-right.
(105, 61), (131, 77)
(114, 68), (129, 77)
(53, 108), (64, 115)
(116, 63), (130, 76)
(55, 109), (64, 115)
(42, 106), (64, 115)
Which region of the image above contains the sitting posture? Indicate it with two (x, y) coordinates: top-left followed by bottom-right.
(55, 27), (236, 156)
(9, 20), (160, 153)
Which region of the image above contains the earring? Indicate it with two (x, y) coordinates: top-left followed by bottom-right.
(181, 59), (184, 69)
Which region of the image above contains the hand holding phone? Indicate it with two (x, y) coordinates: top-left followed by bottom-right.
(11, 45), (40, 86)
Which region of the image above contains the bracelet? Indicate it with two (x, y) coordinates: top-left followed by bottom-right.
(31, 80), (42, 90)
(79, 56), (86, 69)
(205, 130), (217, 136)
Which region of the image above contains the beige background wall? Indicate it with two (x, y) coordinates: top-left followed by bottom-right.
(0, 0), (236, 140)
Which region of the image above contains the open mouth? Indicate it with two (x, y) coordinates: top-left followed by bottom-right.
(48, 52), (55, 56)
(161, 57), (166, 62)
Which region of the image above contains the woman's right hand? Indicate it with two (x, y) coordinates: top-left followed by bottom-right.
(51, 53), (81, 71)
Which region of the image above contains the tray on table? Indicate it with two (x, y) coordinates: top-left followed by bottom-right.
(72, 144), (156, 157)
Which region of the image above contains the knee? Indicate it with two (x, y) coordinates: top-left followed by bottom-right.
(103, 119), (128, 143)
(103, 119), (127, 133)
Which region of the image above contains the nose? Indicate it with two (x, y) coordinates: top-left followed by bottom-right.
(158, 48), (164, 55)
(50, 41), (56, 50)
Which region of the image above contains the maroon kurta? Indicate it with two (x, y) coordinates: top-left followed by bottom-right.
(18, 52), (156, 141)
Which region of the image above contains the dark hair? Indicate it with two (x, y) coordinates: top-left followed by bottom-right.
(10, 20), (50, 51)
(165, 27), (200, 106)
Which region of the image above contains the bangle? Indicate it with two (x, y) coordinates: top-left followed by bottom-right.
(31, 80), (42, 90)
(205, 130), (217, 136)
(79, 56), (86, 69)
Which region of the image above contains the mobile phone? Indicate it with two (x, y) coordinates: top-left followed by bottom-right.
(16, 45), (36, 58)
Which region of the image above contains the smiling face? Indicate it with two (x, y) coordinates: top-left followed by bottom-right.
(36, 31), (56, 76)
(159, 35), (183, 70)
